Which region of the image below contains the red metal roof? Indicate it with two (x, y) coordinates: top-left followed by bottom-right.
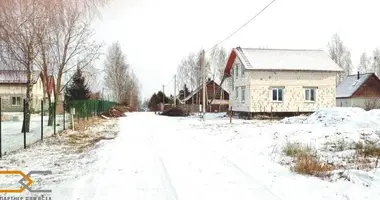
(224, 49), (237, 76)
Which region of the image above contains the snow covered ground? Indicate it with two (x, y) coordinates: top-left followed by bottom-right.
(0, 118), (118, 198)
(1, 109), (380, 199)
(1, 114), (70, 154)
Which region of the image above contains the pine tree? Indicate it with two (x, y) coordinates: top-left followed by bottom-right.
(64, 68), (91, 109)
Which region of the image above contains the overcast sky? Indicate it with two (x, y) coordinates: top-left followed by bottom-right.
(91, 0), (380, 100)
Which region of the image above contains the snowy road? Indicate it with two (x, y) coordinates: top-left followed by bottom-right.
(52, 112), (380, 200)
(53, 113), (282, 200)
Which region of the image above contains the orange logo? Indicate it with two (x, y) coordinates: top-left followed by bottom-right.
(0, 170), (51, 193)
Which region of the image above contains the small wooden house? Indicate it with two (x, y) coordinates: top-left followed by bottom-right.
(336, 72), (380, 110)
(179, 79), (230, 112)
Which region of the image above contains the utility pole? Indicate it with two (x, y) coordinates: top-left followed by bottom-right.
(174, 75), (177, 107)
(162, 84), (165, 113)
(202, 50), (206, 115)
(162, 85), (165, 104)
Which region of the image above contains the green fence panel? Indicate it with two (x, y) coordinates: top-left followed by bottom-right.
(69, 100), (117, 119)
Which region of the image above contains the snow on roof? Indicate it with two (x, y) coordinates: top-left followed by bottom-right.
(235, 48), (343, 72)
(0, 70), (41, 84)
(336, 73), (373, 98)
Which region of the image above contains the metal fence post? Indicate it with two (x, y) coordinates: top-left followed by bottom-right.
(0, 98), (2, 158)
(54, 102), (56, 135)
(23, 99), (26, 149)
(86, 102), (89, 120)
(41, 100), (43, 141)
(63, 100), (65, 130)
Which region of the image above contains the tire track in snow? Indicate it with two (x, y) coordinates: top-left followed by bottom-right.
(147, 133), (179, 200)
(220, 156), (283, 200)
(182, 131), (283, 200)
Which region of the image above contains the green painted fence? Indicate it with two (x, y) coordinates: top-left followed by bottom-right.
(70, 100), (117, 120)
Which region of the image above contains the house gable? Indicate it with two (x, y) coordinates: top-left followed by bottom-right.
(351, 74), (380, 98)
(181, 79), (229, 105)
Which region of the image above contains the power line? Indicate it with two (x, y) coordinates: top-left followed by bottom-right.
(206, 0), (277, 53)
(156, 0), (276, 99)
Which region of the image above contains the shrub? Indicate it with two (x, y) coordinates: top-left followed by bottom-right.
(293, 153), (335, 177)
(283, 142), (311, 157)
(356, 143), (380, 158)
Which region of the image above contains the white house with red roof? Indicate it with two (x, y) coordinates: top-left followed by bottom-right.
(223, 47), (342, 117)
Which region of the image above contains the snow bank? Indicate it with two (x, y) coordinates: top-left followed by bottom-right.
(282, 107), (380, 129)
(275, 107), (380, 185)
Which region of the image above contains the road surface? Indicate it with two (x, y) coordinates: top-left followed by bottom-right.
(53, 113), (282, 200)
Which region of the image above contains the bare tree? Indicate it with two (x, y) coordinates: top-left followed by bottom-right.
(103, 42), (130, 103)
(126, 70), (141, 111)
(327, 33), (353, 83)
(177, 49), (211, 91)
(372, 48), (380, 77)
(210, 47), (228, 82)
(177, 55), (193, 95)
(358, 52), (372, 74)
(0, 0), (47, 132)
(48, 0), (103, 105)
(103, 42), (141, 110)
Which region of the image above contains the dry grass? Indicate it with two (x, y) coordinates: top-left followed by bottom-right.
(75, 135), (114, 153)
(63, 117), (117, 153)
(293, 153), (335, 177)
(71, 117), (106, 131)
(355, 142), (380, 158)
(283, 143), (334, 177)
(283, 142), (312, 157)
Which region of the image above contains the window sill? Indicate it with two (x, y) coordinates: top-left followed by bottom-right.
(271, 100), (283, 103)
(304, 100), (315, 103)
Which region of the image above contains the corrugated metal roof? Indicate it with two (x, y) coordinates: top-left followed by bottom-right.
(235, 48), (343, 72)
(0, 70), (41, 84)
(336, 73), (373, 98)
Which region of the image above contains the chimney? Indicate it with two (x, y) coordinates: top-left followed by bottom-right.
(357, 71), (360, 80)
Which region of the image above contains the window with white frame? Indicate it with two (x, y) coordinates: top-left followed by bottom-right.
(272, 88), (283, 101)
(305, 88), (316, 101)
(235, 87), (239, 99)
(12, 97), (22, 106)
(241, 65), (245, 77)
(241, 86), (246, 102)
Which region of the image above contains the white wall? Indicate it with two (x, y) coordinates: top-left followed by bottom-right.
(248, 70), (337, 113)
(0, 76), (45, 112)
(337, 97), (380, 109)
(229, 57), (250, 112)
(31, 77), (44, 111)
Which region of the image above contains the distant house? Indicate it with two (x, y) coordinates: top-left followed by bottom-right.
(0, 70), (44, 112)
(336, 72), (380, 110)
(224, 47), (342, 117)
(179, 79), (230, 112)
(89, 92), (101, 100)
